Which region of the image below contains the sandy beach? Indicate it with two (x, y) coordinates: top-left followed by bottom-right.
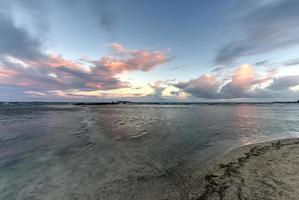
(188, 138), (299, 200)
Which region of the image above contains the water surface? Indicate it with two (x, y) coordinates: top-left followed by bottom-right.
(0, 104), (299, 199)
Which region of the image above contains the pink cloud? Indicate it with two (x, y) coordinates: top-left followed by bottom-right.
(223, 65), (276, 92)
(0, 69), (18, 77)
(98, 43), (168, 74)
(0, 43), (169, 97)
(110, 43), (125, 54)
(26, 54), (86, 72)
(228, 64), (256, 90)
(175, 64), (280, 99)
(43, 54), (82, 69)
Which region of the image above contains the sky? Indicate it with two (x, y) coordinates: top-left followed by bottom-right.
(0, 0), (299, 102)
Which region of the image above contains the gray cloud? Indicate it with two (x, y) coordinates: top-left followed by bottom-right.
(0, 5), (169, 100)
(0, 12), (168, 100)
(175, 77), (275, 100)
(59, 0), (117, 32)
(267, 76), (299, 91)
(91, 0), (117, 31)
(0, 0), (50, 41)
(147, 81), (167, 101)
(254, 60), (268, 66)
(219, 81), (271, 99)
(174, 66), (299, 100)
(2, 0), (116, 36)
(0, 58), (125, 92)
(284, 58), (299, 66)
(0, 46), (168, 94)
(0, 11), (44, 60)
(0, 10), (124, 92)
(215, 0), (299, 64)
(174, 75), (220, 99)
(212, 67), (224, 72)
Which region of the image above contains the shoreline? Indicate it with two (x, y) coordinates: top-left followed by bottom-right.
(188, 138), (299, 200)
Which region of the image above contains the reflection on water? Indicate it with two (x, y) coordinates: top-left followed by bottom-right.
(0, 104), (299, 199)
(232, 105), (260, 145)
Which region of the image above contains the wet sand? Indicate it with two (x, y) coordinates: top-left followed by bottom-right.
(3, 138), (299, 200)
(188, 138), (299, 200)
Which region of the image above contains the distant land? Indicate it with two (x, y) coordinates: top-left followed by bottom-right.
(0, 100), (299, 106)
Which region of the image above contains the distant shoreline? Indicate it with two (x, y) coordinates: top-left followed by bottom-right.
(0, 100), (298, 106)
(188, 138), (299, 199)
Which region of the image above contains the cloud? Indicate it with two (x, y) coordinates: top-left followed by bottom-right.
(0, 39), (169, 99)
(144, 80), (189, 102)
(0, 54), (124, 91)
(215, 0), (299, 64)
(212, 67), (224, 73)
(219, 65), (276, 98)
(83, 0), (117, 32)
(174, 75), (220, 99)
(174, 64), (297, 100)
(96, 43), (168, 74)
(220, 65), (256, 98)
(0, 8), (169, 100)
(220, 65), (278, 98)
(0, 45), (168, 91)
(284, 57), (299, 66)
(59, 0), (117, 32)
(147, 81), (167, 101)
(2, 0), (117, 33)
(0, 11), (44, 60)
(110, 42), (125, 54)
(267, 75), (299, 91)
(254, 60), (268, 66)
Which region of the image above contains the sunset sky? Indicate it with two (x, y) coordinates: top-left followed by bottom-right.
(0, 0), (299, 101)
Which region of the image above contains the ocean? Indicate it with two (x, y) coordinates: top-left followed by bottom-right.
(0, 103), (299, 199)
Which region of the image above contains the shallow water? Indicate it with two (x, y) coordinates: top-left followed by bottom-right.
(0, 104), (299, 199)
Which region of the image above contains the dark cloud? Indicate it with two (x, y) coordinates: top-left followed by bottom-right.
(170, 91), (180, 96)
(93, 0), (117, 32)
(2, 0), (116, 35)
(174, 75), (220, 99)
(215, 42), (250, 65)
(60, 0), (117, 32)
(219, 80), (269, 99)
(254, 60), (268, 66)
(215, 0), (299, 64)
(0, 12), (44, 60)
(267, 76), (299, 91)
(284, 58), (299, 66)
(212, 67), (224, 72)
(147, 81), (167, 101)
(0, 0), (50, 40)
